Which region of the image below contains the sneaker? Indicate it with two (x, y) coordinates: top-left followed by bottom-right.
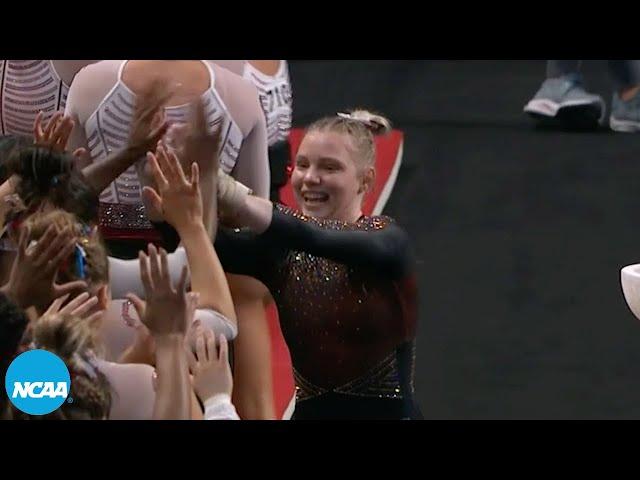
(524, 73), (605, 129)
(610, 91), (640, 132)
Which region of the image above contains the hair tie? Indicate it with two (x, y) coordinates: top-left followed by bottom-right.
(75, 244), (87, 279)
(337, 111), (379, 129)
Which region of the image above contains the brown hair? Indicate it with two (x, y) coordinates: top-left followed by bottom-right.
(6, 146), (98, 223)
(305, 109), (392, 169)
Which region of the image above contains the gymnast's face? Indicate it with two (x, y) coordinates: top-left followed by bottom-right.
(292, 130), (366, 222)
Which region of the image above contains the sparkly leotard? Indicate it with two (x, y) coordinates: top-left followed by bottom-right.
(65, 60), (270, 258)
(0, 60), (68, 136)
(84, 61), (243, 236)
(215, 204), (422, 420)
(242, 61), (292, 201)
(0, 60), (94, 137)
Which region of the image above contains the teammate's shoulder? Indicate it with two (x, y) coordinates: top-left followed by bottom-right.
(75, 60), (119, 78)
(211, 62), (255, 92)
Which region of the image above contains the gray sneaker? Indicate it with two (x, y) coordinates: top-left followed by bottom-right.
(610, 92), (640, 132)
(524, 73), (605, 129)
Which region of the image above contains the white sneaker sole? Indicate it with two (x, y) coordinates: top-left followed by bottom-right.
(610, 116), (640, 133)
(524, 98), (606, 124)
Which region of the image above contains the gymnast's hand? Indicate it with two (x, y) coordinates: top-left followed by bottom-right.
(126, 244), (194, 338)
(142, 143), (203, 234)
(163, 98), (221, 177)
(43, 291), (103, 325)
(81, 80), (172, 200)
(33, 111), (86, 159)
(1, 224), (88, 312)
(159, 98), (222, 236)
(127, 79), (171, 159)
(187, 323), (233, 402)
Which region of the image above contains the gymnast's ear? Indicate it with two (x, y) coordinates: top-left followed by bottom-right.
(359, 165), (376, 195)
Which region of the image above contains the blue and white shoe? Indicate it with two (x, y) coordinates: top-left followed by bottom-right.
(524, 73), (605, 129)
(610, 91), (640, 132)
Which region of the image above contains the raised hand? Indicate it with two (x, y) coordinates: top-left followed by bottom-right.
(81, 80), (172, 195)
(2, 224), (87, 312)
(33, 111), (86, 159)
(127, 79), (172, 157)
(164, 98), (221, 176)
(142, 143), (203, 233)
(187, 325), (233, 402)
(43, 291), (103, 325)
(125, 244), (192, 338)
(139, 98), (222, 235)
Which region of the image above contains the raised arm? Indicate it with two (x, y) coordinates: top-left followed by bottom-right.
(80, 80), (170, 194)
(218, 176), (413, 278)
(126, 245), (195, 420)
(142, 143), (236, 326)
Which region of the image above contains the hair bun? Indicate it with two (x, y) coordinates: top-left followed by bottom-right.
(337, 110), (392, 135)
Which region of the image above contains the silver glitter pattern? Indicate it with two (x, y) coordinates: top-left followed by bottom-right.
(85, 63), (243, 231)
(98, 203), (154, 230)
(294, 345), (416, 401)
(243, 61), (292, 147)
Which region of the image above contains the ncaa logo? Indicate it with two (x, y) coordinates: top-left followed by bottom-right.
(4, 350), (71, 415)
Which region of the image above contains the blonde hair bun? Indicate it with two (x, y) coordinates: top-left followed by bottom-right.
(337, 110), (392, 135)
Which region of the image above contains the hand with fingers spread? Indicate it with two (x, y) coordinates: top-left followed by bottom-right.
(141, 143), (237, 326)
(43, 291), (103, 326)
(126, 244), (192, 338)
(162, 99), (222, 236)
(145, 289), (199, 420)
(187, 326), (234, 402)
(33, 111), (87, 159)
(119, 291), (198, 367)
(162, 100), (249, 226)
(1, 225), (87, 312)
(142, 144), (203, 233)
(81, 80), (171, 195)
(164, 98), (221, 176)
(127, 79), (172, 158)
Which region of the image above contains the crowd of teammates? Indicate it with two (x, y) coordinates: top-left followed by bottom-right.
(0, 60), (420, 420)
